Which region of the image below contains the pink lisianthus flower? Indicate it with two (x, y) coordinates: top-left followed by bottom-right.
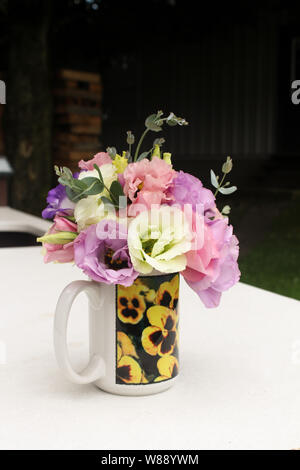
(43, 216), (78, 263)
(78, 152), (112, 171)
(123, 157), (176, 215)
(182, 217), (240, 308)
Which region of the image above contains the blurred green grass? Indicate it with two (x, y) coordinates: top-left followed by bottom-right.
(239, 199), (300, 300)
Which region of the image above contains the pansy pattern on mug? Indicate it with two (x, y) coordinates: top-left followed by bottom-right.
(116, 273), (179, 385)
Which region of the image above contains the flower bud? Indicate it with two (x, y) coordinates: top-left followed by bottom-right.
(152, 144), (161, 159)
(163, 152), (172, 165)
(222, 156), (233, 174)
(37, 231), (77, 245)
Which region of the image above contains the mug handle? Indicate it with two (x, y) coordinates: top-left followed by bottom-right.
(53, 280), (106, 385)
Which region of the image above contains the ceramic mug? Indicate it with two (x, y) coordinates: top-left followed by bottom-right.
(54, 272), (179, 396)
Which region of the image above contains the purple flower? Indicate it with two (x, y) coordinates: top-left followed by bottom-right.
(42, 184), (75, 220)
(168, 170), (216, 215)
(74, 219), (139, 286)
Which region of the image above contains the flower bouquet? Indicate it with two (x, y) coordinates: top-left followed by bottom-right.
(39, 111), (240, 394)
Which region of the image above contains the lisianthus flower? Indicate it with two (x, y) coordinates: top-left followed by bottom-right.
(75, 163), (118, 231)
(128, 205), (193, 274)
(74, 219), (139, 286)
(39, 216), (78, 263)
(74, 195), (116, 232)
(182, 217), (240, 308)
(78, 152), (112, 171)
(78, 162), (117, 189)
(42, 184), (75, 220)
(168, 170), (215, 215)
(123, 157), (176, 215)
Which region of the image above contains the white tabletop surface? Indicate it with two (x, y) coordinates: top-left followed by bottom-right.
(0, 246), (300, 450)
(0, 206), (51, 235)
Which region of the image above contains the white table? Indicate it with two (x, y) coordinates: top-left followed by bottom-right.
(0, 246), (300, 450)
(0, 206), (51, 235)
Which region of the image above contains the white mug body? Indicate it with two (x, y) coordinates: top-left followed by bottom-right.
(54, 273), (180, 396)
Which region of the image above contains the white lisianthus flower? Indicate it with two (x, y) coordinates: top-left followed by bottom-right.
(128, 205), (193, 274)
(78, 163), (117, 195)
(74, 195), (116, 232)
(75, 163), (118, 231)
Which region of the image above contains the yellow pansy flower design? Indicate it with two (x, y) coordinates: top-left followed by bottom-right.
(117, 331), (138, 359)
(156, 274), (179, 309)
(154, 356), (179, 382)
(142, 305), (178, 356)
(118, 284), (146, 324)
(116, 332), (143, 384)
(117, 355), (142, 384)
(134, 278), (156, 303)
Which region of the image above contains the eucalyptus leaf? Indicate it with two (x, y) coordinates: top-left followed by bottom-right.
(73, 179), (89, 190)
(166, 119), (177, 126)
(221, 205), (231, 215)
(62, 166), (73, 178)
(66, 187), (78, 202)
(218, 185), (237, 195)
(145, 114), (162, 132)
(79, 176), (104, 196)
(110, 180), (125, 199)
(93, 164), (103, 183)
(58, 176), (69, 186)
(100, 196), (115, 207)
(210, 169), (219, 189)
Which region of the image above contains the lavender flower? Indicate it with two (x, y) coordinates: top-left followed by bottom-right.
(168, 170), (216, 215)
(74, 219), (139, 286)
(42, 184), (75, 220)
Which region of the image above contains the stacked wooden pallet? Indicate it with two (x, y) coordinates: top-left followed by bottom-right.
(53, 69), (102, 171)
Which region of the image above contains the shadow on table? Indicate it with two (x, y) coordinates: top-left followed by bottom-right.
(0, 231), (39, 247)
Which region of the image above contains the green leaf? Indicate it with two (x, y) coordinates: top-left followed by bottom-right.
(62, 166), (73, 178)
(166, 119), (177, 126)
(73, 179), (89, 191)
(58, 176), (69, 186)
(93, 164), (103, 183)
(76, 177), (104, 197)
(66, 187), (78, 202)
(110, 180), (125, 199)
(145, 113), (162, 132)
(219, 186), (237, 195)
(221, 205), (231, 215)
(100, 196), (115, 207)
(210, 169), (219, 189)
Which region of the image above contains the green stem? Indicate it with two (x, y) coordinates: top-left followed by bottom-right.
(214, 173), (226, 197)
(134, 128), (150, 162)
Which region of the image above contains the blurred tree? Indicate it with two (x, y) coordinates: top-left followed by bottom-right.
(3, 0), (52, 214)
